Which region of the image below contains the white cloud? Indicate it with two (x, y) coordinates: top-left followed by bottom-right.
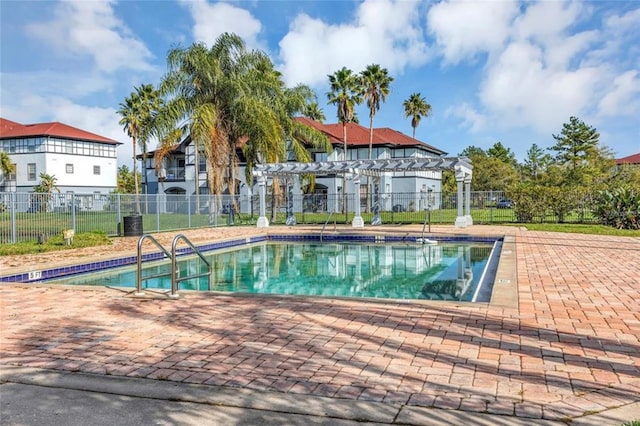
(598, 70), (640, 117)
(445, 102), (486, 132)
(430, 1), (638, 141)
(278, 0), (429, 87)
(1, 71), (112, 100)
(479, 41), (602, 133)
(26, 0), (153, 74)
(426, 0), (519, 64)
(178, 0), (263, 50)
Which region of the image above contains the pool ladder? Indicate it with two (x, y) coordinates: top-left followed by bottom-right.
(135, 234), (212, 298)
(320, 211), (335, 242)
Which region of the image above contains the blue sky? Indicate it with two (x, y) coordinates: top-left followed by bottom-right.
(1, 0), (639, 167)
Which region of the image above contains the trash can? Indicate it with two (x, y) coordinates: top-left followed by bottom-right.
(123, 215), (143, 237)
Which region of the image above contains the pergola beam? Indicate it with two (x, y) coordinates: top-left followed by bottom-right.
(252, 157), (473, 229)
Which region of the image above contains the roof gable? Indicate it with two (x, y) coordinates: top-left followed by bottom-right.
(0, 117), (121, 145)
(294, 117), (446, 155)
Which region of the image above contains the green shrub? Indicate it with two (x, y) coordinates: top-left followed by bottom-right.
(593, 187), (640, 230)
(507, 184), (547, 223)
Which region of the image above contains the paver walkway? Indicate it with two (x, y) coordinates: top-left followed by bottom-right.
(1, 226), (639, 422)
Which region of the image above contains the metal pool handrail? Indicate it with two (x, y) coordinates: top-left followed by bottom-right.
(320, 211), (334, 242)
(136, 234), (172, 295)
(135, 234), (212, 297)
(171, 234), (212, 297)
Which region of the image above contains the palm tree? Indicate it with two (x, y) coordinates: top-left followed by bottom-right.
(0, 151), (15, 190)
(403, 92), (432, 139)
(360, 64), (393, 160)
(135, 83), (163, 207)
(360, 64), (393, 214)
(327, 67), (362, 161)
(327, 67), (362, 213)
(32, 173), (59, 212)
(303, 102), (326, 123)
(159, 33), (328, 218)
(117, 92), (143, 214)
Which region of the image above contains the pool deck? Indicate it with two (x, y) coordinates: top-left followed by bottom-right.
(1, 225), (639, 424)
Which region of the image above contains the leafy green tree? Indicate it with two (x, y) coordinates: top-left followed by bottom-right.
(549, 116), (600, 183)
(468, 156), (518, 191)
(403, 93), (431, 139)
(459, 146), (486, 159)
(487, 142), (517, 167)
(115, 165), (139, 194)
(522, 143), (552, 181)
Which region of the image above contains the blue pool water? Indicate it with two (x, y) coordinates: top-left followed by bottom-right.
(47, 241), (498, 302)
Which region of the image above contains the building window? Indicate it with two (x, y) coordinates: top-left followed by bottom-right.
(66, 164), (74, 174)
(27, 163), (36, 181)
(314, 152), (328, 162)
(9, 163), (16, 180)
(93, 165), (101, 175)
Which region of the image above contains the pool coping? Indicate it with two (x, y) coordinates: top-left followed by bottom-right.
(0, 231), (518, 309)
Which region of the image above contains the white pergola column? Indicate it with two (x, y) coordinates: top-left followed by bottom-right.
(352, 171), (364, 228)
(464, 177), (473, 226)
(256, 174), (269, 228)
(454, 167), (467, 228)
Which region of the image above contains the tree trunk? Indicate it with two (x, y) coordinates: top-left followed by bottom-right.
(132, 136), (141, 215)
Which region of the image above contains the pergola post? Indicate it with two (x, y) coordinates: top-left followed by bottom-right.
(352, 171), (364, 228)
(253, 158), (473, 229)
(256, 174), (269, 228)
(454, 166), (467, 228)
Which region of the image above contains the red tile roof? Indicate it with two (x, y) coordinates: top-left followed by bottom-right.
(615, 152), (640, 165)
(295, 117), (446, 155)
(0, 117), (121, 145)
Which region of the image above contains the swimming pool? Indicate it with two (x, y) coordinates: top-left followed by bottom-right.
(45, 239), (500, 302)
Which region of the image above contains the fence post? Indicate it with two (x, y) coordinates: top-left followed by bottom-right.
(156, 193), (161, 231)
(10, 192), (17, 243)
(117, 193), (121, 235)
(71, 192), (77, 231)
(187, 194), (192, 228)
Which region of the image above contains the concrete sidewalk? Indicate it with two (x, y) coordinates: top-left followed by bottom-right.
(3, 366), (639, 426)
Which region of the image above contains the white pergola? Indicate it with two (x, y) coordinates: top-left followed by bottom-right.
(252, 157), (473, 228)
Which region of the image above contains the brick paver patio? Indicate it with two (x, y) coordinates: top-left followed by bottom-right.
(1, 226), (639, 421)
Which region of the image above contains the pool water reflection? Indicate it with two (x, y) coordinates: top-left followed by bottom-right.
(50, 241), (498, 302)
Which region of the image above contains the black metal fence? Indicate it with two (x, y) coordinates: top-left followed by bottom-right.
(0, 190), (598, 244)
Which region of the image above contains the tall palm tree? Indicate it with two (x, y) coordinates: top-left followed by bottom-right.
(403, 92), (432, 139)
(135, 83), (163, 205)
(360, 64), (393, 160)
(117, 93), (143, 213)
(327, 67), (361, 213)
(327, 67), (362, 161)
(159, 33), (327, 217)
(303, 102), (326, 123)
